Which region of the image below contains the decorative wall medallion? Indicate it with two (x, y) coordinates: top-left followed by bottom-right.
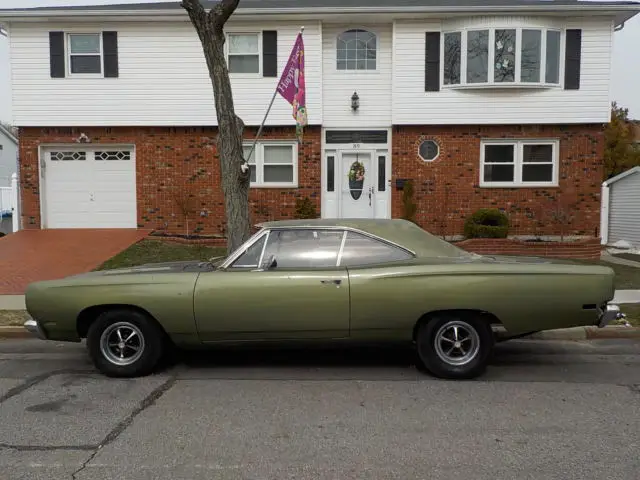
(348, 159), (366, 200)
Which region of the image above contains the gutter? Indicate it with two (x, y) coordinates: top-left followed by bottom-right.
(1, 4), (640, 17)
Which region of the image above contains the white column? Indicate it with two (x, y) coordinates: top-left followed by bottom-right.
(10, 172), (19, 233)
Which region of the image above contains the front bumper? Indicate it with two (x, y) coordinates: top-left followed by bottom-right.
(23, 318), (47, 340)
(597, 303), (625, 328)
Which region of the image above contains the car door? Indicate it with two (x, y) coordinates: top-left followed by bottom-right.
(193, 228), (350, 342)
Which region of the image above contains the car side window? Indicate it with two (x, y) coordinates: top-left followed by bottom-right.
(230, 234), (267, 268)
(339, 231), (413, 267)
(262, 229), (344, 269)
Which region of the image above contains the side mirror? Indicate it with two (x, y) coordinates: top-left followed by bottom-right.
(260, 255), (277, 271)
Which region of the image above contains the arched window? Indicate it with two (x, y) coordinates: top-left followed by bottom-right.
(337, 29), (377, 71)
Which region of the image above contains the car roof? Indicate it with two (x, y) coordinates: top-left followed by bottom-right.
(257, 218), (470, 258)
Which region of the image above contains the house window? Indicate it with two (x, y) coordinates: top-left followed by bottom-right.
(68, 33), (102, 74)
(480, 139), (558, 187)
(337, 29), (377, 71)
(443, 28), (563, 87)
(228, 33), (260, 74)
(242, 142), (297, 187)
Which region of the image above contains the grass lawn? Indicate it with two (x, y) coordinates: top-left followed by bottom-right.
(97, 239), (227, 271)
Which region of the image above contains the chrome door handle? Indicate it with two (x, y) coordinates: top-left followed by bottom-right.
(320, 279), (342, 285)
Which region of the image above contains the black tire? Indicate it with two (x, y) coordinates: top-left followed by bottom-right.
(86, 309), (165, 378)
(416, 313), (494, 380)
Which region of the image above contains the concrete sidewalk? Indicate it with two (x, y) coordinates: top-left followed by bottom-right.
(0, 295), (25, 310)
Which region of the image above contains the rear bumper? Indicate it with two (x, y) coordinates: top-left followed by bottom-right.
(23, 317), (47, 340)
(597, 303), (625, 328)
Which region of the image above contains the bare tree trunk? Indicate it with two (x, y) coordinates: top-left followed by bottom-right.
(181, 0), (251, 254)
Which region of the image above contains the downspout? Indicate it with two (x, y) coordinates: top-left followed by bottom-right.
(614, 22), (625, 32)
(600, 181), (610, 245)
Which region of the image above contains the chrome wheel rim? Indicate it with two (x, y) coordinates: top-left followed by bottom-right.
(433, 320), (480, 366)
(99, 322), (145, 366)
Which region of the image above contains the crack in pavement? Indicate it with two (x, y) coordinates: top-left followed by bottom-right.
(0, 444), (96, 452)
(70, 375), (177, 480)
(0, 369), (95, 404)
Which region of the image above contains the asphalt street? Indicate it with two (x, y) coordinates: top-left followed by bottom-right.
(1, 338), (639, 480)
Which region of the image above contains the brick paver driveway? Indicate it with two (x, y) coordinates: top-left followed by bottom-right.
(0, 229), (149, 294)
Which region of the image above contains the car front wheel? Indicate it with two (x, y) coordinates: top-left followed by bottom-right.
(416, 313), (493, 380)
(86, 309), (165, 378)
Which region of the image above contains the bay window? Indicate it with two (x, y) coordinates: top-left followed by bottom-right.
(443, 27), (563, 87)
(480, 139), (559, 187)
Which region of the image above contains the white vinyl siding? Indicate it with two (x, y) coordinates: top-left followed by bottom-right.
(392, 17), (615, 124)
(322, 24), (392, 128)
(608, 172), (640, 246)
(10, 21), (322, 127)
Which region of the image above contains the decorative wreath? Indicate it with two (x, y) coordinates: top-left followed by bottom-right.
(348, 161), (366, 182)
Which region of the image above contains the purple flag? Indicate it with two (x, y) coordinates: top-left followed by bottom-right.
(277, 32), (307, 141)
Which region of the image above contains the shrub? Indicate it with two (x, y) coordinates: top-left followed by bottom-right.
(464, 208), (509, 239)
(294, 196), (318, 219)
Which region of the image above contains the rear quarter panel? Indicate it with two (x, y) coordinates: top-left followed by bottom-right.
(347, 262), (615, 339)
(25, 272), (200, 344)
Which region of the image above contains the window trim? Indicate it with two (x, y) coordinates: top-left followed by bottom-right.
(441, 26), (565, 89)
(335, 27), (380, 73)
(66, 32), (103, 77)
(226, 31), (262, 76)
(243, 140), (298, 188)
(480, 138), (560, 188)
(220, 226), (416, 270)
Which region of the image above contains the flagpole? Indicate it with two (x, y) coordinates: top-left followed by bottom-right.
(245, 26), (305, 164)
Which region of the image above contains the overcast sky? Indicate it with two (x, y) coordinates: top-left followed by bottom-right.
(1, 0), (639, 123)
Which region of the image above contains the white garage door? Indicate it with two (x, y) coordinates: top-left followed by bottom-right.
(42, 147), (137, 229)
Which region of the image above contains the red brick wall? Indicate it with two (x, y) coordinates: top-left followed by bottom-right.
(19, 124), (604, 239)
(18, 126), (321, 235)
(456, 238), (602, 260)
(391, 124), (605, 238)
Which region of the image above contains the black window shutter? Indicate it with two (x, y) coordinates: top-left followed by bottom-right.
(49, 31), (65, 78)
(263, 31), (278, 77)
(425, 32), (440, 92)
(564, 29), (582, 90)
(103, 31), (119, 78)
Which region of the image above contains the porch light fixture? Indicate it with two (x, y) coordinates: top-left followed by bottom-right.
(351, 91), (359, 111)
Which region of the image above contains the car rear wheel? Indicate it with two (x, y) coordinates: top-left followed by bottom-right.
(416, 313), (493, 380)
(86, 309), (165, 378)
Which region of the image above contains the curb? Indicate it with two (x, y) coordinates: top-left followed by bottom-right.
(529, 325), (640, 341)
(0, 326), (33, 339)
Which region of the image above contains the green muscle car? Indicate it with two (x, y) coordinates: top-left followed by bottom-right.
(23, 219), (622, 379)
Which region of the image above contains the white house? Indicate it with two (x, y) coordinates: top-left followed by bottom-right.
(0, 0), (638, 239)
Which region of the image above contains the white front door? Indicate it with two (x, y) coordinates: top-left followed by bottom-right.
(42, 147), (137, 229)
(340, 151), (374, 218)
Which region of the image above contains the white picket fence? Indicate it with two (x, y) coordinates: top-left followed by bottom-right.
(0, 173), (20, 234)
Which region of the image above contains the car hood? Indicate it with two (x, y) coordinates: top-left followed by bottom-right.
(71, 260), (219, 278)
